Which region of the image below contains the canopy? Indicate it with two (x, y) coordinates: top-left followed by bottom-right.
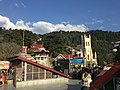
(70, 58), (84, 63)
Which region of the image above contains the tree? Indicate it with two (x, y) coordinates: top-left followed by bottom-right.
(0, 43), (21, 61)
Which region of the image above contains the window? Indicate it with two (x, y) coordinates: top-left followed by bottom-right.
(27, 74), (32, 80)
(33, 73), (38, 79)
(46, 71), (52, 79)
(27, 64), (32, 72)
(41, 57), (44, 60)
(88, 55), (89, 60)
(34, 66), (38, 72)
(88, 42), (89, 46)
(39, 68), (45, 79)
(86, 42), (87, 46)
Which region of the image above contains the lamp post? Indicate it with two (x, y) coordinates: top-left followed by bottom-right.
(69, 55), (71, 75)
(112, 41), (120, 62)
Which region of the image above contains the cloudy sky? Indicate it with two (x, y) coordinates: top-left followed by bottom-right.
(0, 0), (120, 34)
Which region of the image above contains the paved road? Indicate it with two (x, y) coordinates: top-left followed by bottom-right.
(0, 79), (89, 90)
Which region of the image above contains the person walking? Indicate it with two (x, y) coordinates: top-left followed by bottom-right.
(1, 71), (6, 85)
(81, 70), (92, 90)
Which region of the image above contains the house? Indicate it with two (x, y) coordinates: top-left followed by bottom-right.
(54, 54), (84, 75)
(21, 43), (51, 67)
(54, 54), (72, 75)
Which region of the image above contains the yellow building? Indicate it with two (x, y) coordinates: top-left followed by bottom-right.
(81, 34), (97, 67)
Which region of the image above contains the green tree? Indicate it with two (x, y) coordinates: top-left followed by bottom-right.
(0, 43), (21, 61)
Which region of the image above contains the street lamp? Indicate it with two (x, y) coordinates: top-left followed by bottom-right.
(113, 49), (117, 52)
(112, 41), (120, 62)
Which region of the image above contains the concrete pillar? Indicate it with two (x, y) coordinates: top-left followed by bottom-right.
(44, 70), (46, 79)
(24, 62), (27, 81)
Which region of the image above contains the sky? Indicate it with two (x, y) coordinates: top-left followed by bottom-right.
(0, 0), (120, 34)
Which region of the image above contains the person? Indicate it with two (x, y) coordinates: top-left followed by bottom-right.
(81, 70), (92, 90)
(1, 71), (6, 85)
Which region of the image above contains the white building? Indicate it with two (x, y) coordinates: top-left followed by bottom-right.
(21, 43), (51, 67)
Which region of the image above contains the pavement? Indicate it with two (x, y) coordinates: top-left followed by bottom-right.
(0, 79), (89, 90)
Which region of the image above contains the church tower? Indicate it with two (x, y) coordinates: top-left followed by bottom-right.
(81, 34), (97, 67)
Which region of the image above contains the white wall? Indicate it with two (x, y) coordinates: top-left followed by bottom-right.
(16, 78), (69, 88)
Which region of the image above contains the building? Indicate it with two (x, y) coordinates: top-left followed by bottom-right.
(54, 54), (73, 75)
(90, 62), (120, 90)
(90, 40), (120, 90)
(8, 56), (71, 88)
(54, 54), (84, 75)
(81, 34), (97, 67)
(21, 43), (51, 67)
(54, 34), (97, 75)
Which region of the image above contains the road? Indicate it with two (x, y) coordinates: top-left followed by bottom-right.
(0, 79), (89, 90)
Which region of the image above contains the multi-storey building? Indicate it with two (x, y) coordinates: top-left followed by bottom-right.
(21, 43), (51, 67)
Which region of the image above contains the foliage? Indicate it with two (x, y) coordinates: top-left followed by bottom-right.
(0, 27), (120, 66)
(0, 28), (40, 46)
(43, 30), (120, 66)
(27, 50), (34, 54)
(0, 42), (21, 61)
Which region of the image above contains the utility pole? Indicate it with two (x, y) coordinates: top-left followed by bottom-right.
(23, 29), (25, 46)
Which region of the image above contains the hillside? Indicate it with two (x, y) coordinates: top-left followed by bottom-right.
(0, 27), (120, 66)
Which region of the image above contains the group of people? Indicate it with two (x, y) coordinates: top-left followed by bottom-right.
(71, 66), (102, 89)
(0, 67), (15, 85)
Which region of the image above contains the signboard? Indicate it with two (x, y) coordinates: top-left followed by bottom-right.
(70, 58), (84, 63)
(0, 61), (10, 69)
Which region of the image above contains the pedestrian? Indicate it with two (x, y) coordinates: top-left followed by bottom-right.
(81, 70), (92, 90)
(1, 71), (6, 85)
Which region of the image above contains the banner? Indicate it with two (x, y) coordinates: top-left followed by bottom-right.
(70, 58), (84, 63)
(0, 61), (10, 69)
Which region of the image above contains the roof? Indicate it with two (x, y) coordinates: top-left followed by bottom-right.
(29, 43), (49, 53)
(31, 43), (44, 48)
(61, 54), (80, 60)
(10, 56), (71, 79)
(90, 62), (120, 90)
(115, 40), (120, 44)
(62, 54), (73, 60)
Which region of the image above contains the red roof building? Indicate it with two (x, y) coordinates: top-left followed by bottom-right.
(9, 56), (71, 87)
(90, 62), (120, 90)
(29, 43), (49, 53)
(26, 43), (51, 67)
(54, 54), (84, 75)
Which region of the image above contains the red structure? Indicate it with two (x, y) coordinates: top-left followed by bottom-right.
(90, 62), (120, 90)
(9, 56), (71, 87)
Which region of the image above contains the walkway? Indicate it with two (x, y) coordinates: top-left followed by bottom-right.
(0, 79), (89, 90)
